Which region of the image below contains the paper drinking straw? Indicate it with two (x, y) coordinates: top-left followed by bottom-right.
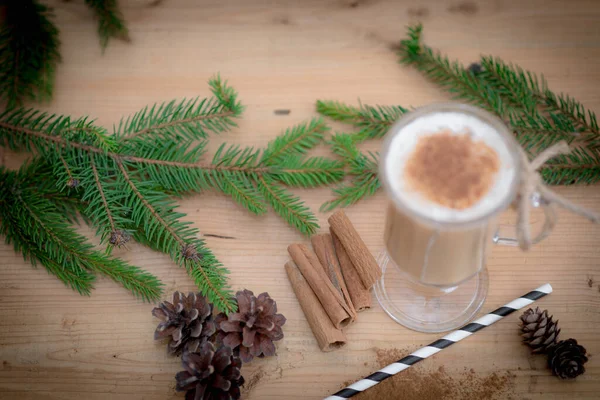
(324, 283), (553, 400)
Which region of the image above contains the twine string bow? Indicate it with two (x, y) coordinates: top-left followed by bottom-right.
(516, 141), (600, 250)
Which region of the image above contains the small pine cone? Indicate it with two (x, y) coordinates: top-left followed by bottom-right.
(176, 341), (244, 400)
(217, 289), (286, 363)
(548, 339), (588, 379)
(109, 230), (131, 247)
(152, 292), (216, 355)
(467, 62), (482, 75)
(520, 307), (561, 354)
(66, 178), (80, 188)
(181, 244), (201, 261)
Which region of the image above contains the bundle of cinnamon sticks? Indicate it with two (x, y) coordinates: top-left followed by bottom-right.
(285, 210), (382, 352)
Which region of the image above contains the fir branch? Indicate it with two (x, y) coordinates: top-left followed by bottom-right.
(90, 154), (116, 232)
(328, 132), (363, 160)
(84, 0), (129, 50)
(40, 256), (96, 296)
(269, 156), (345, 188)
(116, 76), (242, 143)
(83, 256), (163, 302)
(116, 159), (234, 310)
(0, 78), (343, 306)
(478, 56), (542, 115)
(396, 23), (600, 182)
(261, 117), (328, 165)
(544, 91), (599, 145)
(321, 173), (380, 212)
(478, 56), (599, 148)
(317, 100), (408, 141)
(540, 147), (600, 185)
(0, 0), (61, 107)
(257, 175), (319, 236)
(116, 160), (186, 248)
(477, 56), (595, 151)
(0, 110), (336, 235)
(398, 24), (509, 119)
(213, 171), (267, 215)
(321, 134), (381, 211)
(0, 163), (162, 300)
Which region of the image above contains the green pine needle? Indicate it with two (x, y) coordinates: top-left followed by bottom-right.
(0, 0), (61, 108)
(321, 173), (381, 212)
(84, 0), (129, 50)
(0, 76), (342, 307)
(0, 162), (162, 300)
(541, 147), (600, 185)
(261, 117), (329, 165)
(269, 156), (345, 188)
(42, 256), (96, 296)
(257, 175), (319, 236)
(321, 133), (381, 211)
(116, 96), (241, 144)
(317, 100), (408, 141)
(316, 24), (600, 212)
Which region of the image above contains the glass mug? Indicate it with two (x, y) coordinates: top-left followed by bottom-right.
(373, 103), (555, 333)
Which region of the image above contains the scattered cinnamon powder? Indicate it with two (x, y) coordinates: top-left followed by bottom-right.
(404, 130), (500, 209)
(345, 348), (515, 400)
(242, 367), (266, 396)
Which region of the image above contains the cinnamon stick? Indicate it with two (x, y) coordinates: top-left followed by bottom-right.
(311, 233), (357, 318)
(328, 210), (382, 289)
(331, 230), (372, 312)
(287, 243), (354, 328)
(285, 261), (347, 352)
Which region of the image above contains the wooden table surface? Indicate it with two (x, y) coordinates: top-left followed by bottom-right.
(1, 0), (600, 399)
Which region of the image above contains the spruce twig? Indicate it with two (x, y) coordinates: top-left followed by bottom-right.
(84, 0), (129, 50)
(0, 0), (61, 108)
(0, 161), (161, 300)
(397, 23), (600, 182)
(316, 100), (408, 141)
(317, 25), (600, 209)
(0, 76), (343, 308)
(321, 133), (381, 211)
(398, 24), (510, 120)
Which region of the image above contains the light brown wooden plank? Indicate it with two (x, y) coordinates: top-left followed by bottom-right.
(1, 0), (599, 399)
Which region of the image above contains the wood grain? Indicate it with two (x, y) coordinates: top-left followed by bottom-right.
(1, 0), (599, 399)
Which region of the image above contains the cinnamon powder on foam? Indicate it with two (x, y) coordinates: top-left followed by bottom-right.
(404, 130), (500, 210)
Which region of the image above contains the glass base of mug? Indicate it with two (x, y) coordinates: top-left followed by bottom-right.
(373, 250), (489, 333)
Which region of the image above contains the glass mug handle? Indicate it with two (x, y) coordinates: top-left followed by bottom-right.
(493, 191), (557, 247)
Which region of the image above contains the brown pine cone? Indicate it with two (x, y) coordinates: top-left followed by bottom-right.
(519, 307), (560, 354)
(548, 339), (588, 379)
(217, 289), (286, 363)
(152, 291), (216, 355)
(176, 341), (244, 400)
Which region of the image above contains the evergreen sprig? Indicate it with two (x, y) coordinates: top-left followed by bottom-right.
(316, 24), (599, 210)
(398, 23), (600, 183)
(0, 76), (343, 310)
(0, 0), (128, 106)
(316, 100), (408, 141)
(84, 0), (129, 50)
(0, 161), (162, 300)
(321, 133), (381, 211)
(0, 0), (61, 108)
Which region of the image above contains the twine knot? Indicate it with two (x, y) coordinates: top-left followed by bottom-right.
(516, 141), (600, 250)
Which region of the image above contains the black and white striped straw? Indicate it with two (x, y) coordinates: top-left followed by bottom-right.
(324, 283), (553, 400)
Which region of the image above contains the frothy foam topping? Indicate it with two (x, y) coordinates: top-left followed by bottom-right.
(404, 131), (500, 210)
(385, 112), (517, 224)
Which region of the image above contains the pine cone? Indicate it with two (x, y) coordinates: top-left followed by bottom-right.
(467, 62), (483, 75)
(217, 289), (286, 363)
(520, 307), (560, 354)
(152, 291), (216, 355)
(548, 339), (588, 379)
(176, 341), (244, 400)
